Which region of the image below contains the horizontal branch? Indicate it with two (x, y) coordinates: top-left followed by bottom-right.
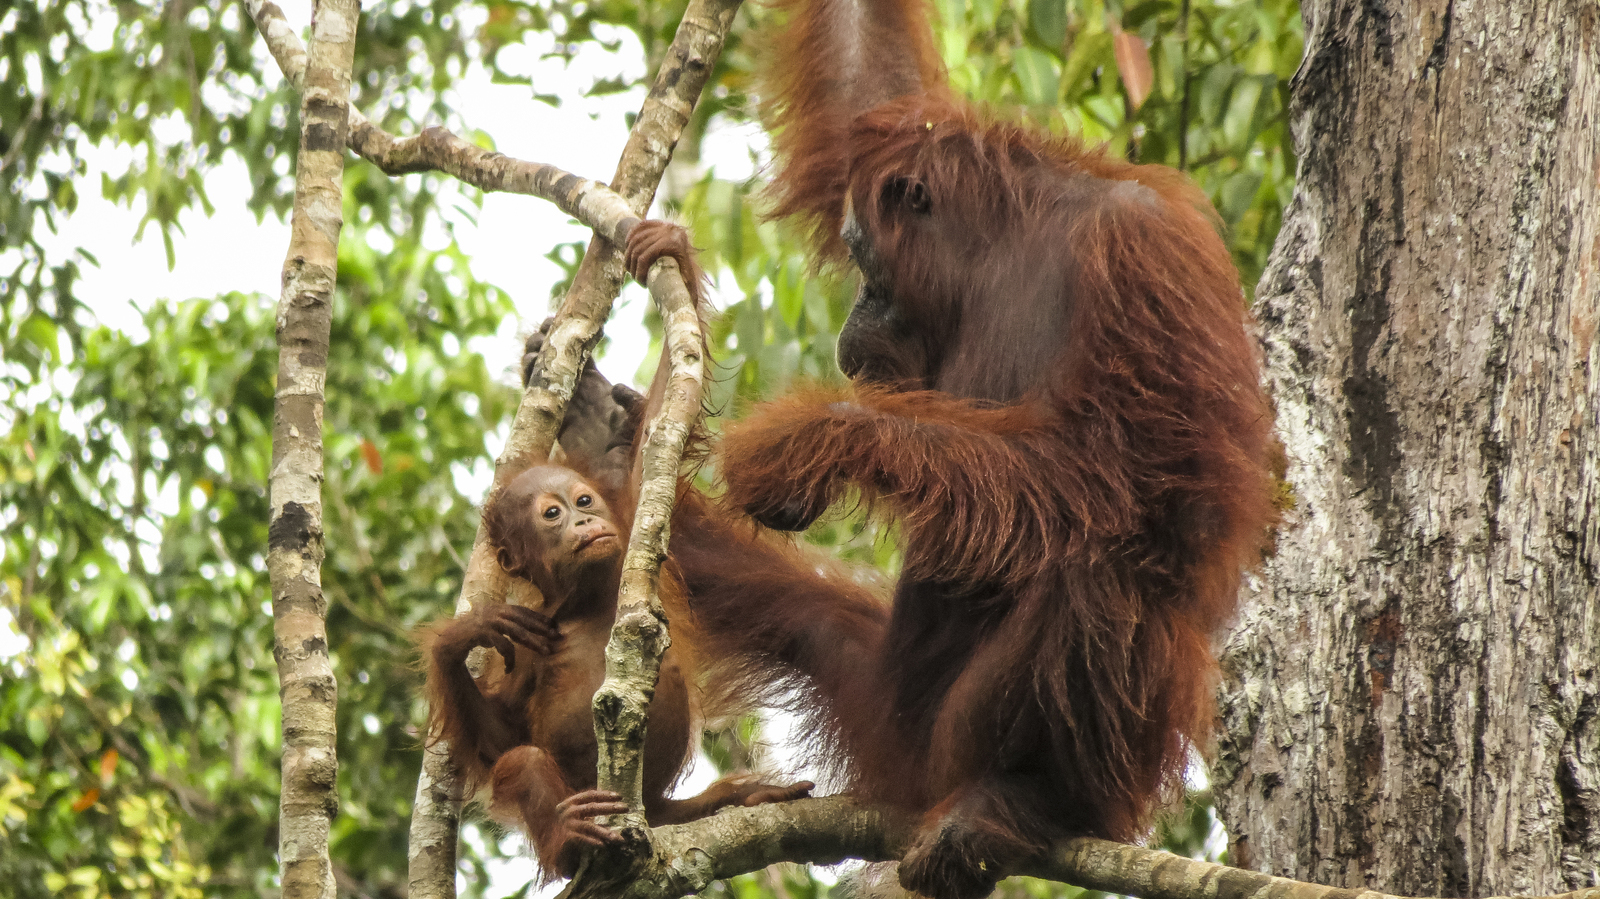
(244, 0), (639, 241)
(1028, 840), (1600, 899)
(564, 797), (1600, 899)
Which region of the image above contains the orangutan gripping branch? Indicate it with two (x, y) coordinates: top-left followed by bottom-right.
(652, 2), (1278, 897)
(420, 223), (810, 883)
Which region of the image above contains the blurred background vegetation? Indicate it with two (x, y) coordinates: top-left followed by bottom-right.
(0, 0), (1300, 896)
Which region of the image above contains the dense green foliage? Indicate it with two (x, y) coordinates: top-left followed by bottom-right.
(0, 0), (1297, 896)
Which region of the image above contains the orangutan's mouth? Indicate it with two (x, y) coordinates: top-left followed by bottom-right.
(577, 533), (617, 552)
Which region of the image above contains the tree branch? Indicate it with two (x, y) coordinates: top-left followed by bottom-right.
(279, 0), (732, 893)
(264, 1), (359, 898)
(243, 0), (639, 237)
(559, 796), (1600, 899)
(516, 0), (742, 477)
(590, 252), (706, 824)
(1029, 838), (1600, 899)
(536, 0), (740, 873)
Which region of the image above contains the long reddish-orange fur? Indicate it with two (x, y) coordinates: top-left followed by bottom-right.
(660, 0), (1277, 895)
(416, 223), (810, 883)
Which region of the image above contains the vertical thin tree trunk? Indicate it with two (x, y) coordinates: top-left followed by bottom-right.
(1215, 1), (1599, 896)
(267, 2), (358, 898)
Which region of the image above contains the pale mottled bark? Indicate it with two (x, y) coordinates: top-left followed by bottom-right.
(609, 0), (743, 209)
(1028, 841), (1600, 899)
(405, 0), (742, 893)
(566, 795), (905, 899)
(590, 254), (706, 833)
(573, 0), (741, 829)
(1216, 0), (1600, 895)
(265, 2), (357, 899)
(245, 0), (639, 234)
(515, 0), (743, 475)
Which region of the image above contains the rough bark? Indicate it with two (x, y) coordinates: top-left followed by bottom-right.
(246, 0), (640, 242)
(406, 0), (741, 894)
(554, 796), (1600, 899)
(265, 2), (358, 899)
(584, 254), (706, 867)
(1216, 1), (1600, 896)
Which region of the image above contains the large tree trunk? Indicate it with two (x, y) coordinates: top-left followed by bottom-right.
(1214, 1), (1600, 896)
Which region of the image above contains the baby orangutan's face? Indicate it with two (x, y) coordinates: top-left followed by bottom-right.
(515, 466), (622, 582)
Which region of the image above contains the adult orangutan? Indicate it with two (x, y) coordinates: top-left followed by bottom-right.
(625, 1), (1277, 897)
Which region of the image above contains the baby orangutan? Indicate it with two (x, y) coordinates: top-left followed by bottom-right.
(420, 463), (812, 881)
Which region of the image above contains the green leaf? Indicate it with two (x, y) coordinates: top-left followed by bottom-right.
(1029, 0), (1068, 48)
(1217, 170), (1264, 226)
(1014, 45), (1063, 106)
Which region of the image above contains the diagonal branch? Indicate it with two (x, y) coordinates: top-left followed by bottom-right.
(244, 0), (638, 238)
(404, 0), (739, 883)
